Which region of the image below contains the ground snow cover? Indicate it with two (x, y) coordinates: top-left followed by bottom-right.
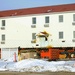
(0, 59), (75, 72)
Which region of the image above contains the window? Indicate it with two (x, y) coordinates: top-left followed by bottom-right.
(2, 34), (5, 41)
(73, 31), (75, 38)
(32, 33), (36, 40)
(32, 17), (36, 24)
(73, 14), (75, 21)
(2, 20), (5, 26)
(31, 33), (36, 43)
(45, 16), (49, 23)
(59, 32), (63, 39)
(59, 15), (63, 22)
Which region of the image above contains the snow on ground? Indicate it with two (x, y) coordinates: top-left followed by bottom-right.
(0, 59), (75, 72)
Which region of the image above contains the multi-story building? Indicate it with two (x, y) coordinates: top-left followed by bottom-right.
(0, 3), (75, 59)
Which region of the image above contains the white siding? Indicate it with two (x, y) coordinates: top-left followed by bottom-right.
(0, 11), (75, 48)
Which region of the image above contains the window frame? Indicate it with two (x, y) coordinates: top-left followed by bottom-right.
(73, 14), (75, 21)
(59, 32), (63, 39)
(2, 34), (5, 41)
(45, 16), (49, 23)
(32, 17), (36, 24)
(73, 31), (75, 38)
(32, 33), (36, 40)
(2, 20), (5, 26)
(59, 15), (63, 22)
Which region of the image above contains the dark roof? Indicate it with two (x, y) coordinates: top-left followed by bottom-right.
(0, 3), (75, 17)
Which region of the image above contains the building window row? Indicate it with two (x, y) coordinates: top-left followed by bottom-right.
(59, 31), (75, 39)
(32, 16), (50, 24)
(32, 14), (75, 24)
(1, 31), (75, 44)
(1, 14), (75, 27)
(31, 31), (75, 43)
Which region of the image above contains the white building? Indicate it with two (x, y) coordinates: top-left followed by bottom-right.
(0, 3), (75, 59)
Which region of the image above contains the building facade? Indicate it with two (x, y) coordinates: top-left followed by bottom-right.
(0, 3), (75, 59)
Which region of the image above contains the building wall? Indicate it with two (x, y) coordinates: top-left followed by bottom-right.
(0, 11), (75, 48)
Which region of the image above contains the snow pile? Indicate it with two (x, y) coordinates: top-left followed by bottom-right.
(0, 59), (75, 72)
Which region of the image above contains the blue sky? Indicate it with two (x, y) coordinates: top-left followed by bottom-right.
(0, 0), (75, 11)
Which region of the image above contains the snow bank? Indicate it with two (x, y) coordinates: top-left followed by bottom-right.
(0, 59), (75, 72)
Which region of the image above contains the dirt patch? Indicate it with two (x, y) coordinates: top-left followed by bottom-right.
(0, 71), (75, 75)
